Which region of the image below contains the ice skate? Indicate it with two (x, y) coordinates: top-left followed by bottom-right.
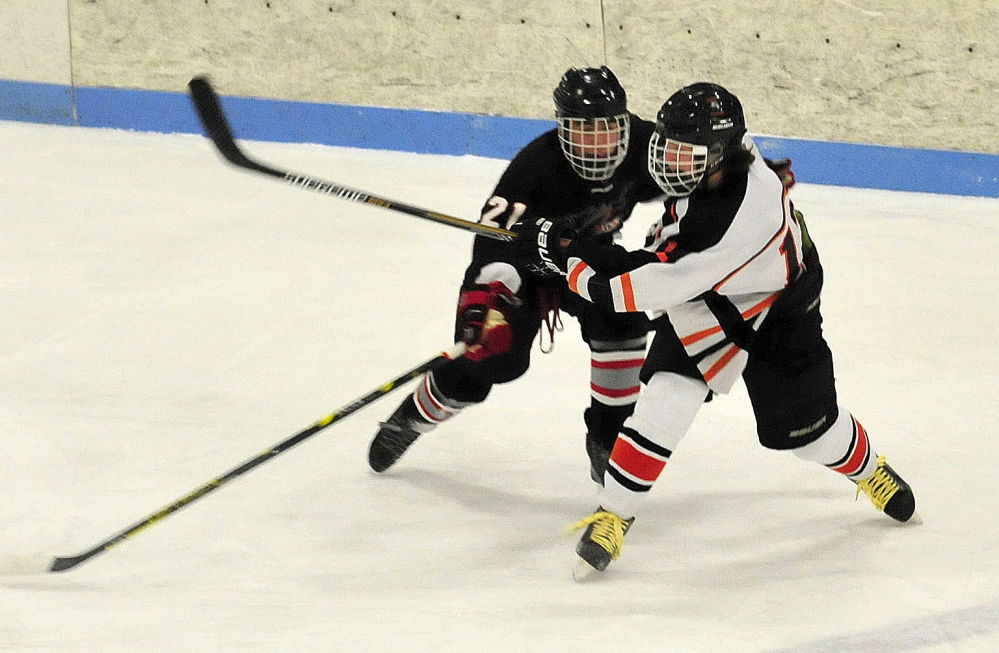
(585, 432), (611, 485)
(856, 455), (920, 523)
(569, 507), (634, 580)
(368, 397), (432, 473)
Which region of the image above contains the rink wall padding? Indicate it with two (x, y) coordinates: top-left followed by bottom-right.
(4, 1), (997, 155)
(2, 79), (998, 199)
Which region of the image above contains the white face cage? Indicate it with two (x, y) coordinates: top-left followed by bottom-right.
(647, 132), (709, 197)
(557, 114), (630, 181)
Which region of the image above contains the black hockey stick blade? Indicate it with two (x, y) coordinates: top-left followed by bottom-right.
(21, 343), (465, 574)
(188, 76), (282, 178)
(187, 77), (516, 242)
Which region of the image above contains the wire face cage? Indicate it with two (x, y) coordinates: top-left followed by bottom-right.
(648, 133), (709, 196)
(557, 114), (630, 181)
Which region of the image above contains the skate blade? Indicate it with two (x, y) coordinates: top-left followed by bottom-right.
(572, 556), (601, 582)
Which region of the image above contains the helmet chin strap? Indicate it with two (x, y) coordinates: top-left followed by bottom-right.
(701, 149), (727, 187)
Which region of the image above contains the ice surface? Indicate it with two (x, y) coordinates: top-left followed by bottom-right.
(2, 120), (998, 652)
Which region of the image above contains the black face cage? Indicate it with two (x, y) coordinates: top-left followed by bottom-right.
(557, 114), (630, 181)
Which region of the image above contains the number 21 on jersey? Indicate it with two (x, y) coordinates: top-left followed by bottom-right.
(480, 196), (527, 230)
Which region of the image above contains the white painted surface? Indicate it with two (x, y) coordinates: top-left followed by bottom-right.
(6, 1), (998, 152)
(67, 0), (604, 119)
(0, 0), (70, 84)
(62, 0), (999, 153)
(609, 1), (999, 152)
(1, 121), (998, 651)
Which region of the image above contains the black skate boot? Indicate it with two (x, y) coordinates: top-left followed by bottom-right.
(368, 396), (433, 473)
(856, 455), (919, 523)
(569, 507), (634, 580)
(585, 432), (612, 485)
(583, 405), (629, 486)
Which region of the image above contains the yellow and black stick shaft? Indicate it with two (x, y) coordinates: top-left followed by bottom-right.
(187, 76), (516, 243)
(47, 343), (466, 573)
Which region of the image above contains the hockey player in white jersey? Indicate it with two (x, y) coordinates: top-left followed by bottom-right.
(514, 82), (919, 578)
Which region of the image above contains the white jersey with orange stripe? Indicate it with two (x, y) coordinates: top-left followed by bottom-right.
(564, 137), (806, 393)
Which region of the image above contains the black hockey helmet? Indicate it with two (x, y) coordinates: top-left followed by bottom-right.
(648, 82), (747, 196)
(553, 67), (630, 181)
(553, 66), (627, 119)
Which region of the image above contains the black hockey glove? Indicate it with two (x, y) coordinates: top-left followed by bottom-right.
(456, 281), (520, 361)
(511, 216), (577, 278)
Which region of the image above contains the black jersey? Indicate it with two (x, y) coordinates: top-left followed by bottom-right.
(462, 114), (663, 289)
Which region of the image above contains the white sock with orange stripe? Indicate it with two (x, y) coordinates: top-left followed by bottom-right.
(792, 409), (879, 482)
(597, 372), (708, 518)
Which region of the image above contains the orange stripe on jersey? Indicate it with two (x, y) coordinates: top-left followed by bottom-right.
(611, 437), (667, 483)
(655, 240), (679, 263)
(714, 221), (790, 292)
(744, 292), (781, 319)
(680, 292), (782, 347)
(567, 260), (587, 294)
(620, 272), (637, 311)
(703, 344), (741, 382)
(681, 324), (725, 347)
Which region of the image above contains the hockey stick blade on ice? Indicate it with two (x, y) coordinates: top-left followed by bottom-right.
(187, 76), (516, 242)
(15, 344), (465, 574)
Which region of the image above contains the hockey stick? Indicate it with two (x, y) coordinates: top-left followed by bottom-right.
(187, 76), (516, 242)
(6, 344), (464, 575)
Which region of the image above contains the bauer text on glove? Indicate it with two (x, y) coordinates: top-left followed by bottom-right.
(511, 217), (576, 278)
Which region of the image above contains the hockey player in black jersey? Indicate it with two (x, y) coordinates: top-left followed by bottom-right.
(515, 82), (919, 578)
(367, 66), (665, 479)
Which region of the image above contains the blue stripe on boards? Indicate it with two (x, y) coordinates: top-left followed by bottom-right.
(213, 96), (550, 157)
(754, 136), (999, 198)
(0, 79), (74, 125)
(72, 83), (552, 159)
(1, 78), (997, 197)
(75, 86), (202, 134)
